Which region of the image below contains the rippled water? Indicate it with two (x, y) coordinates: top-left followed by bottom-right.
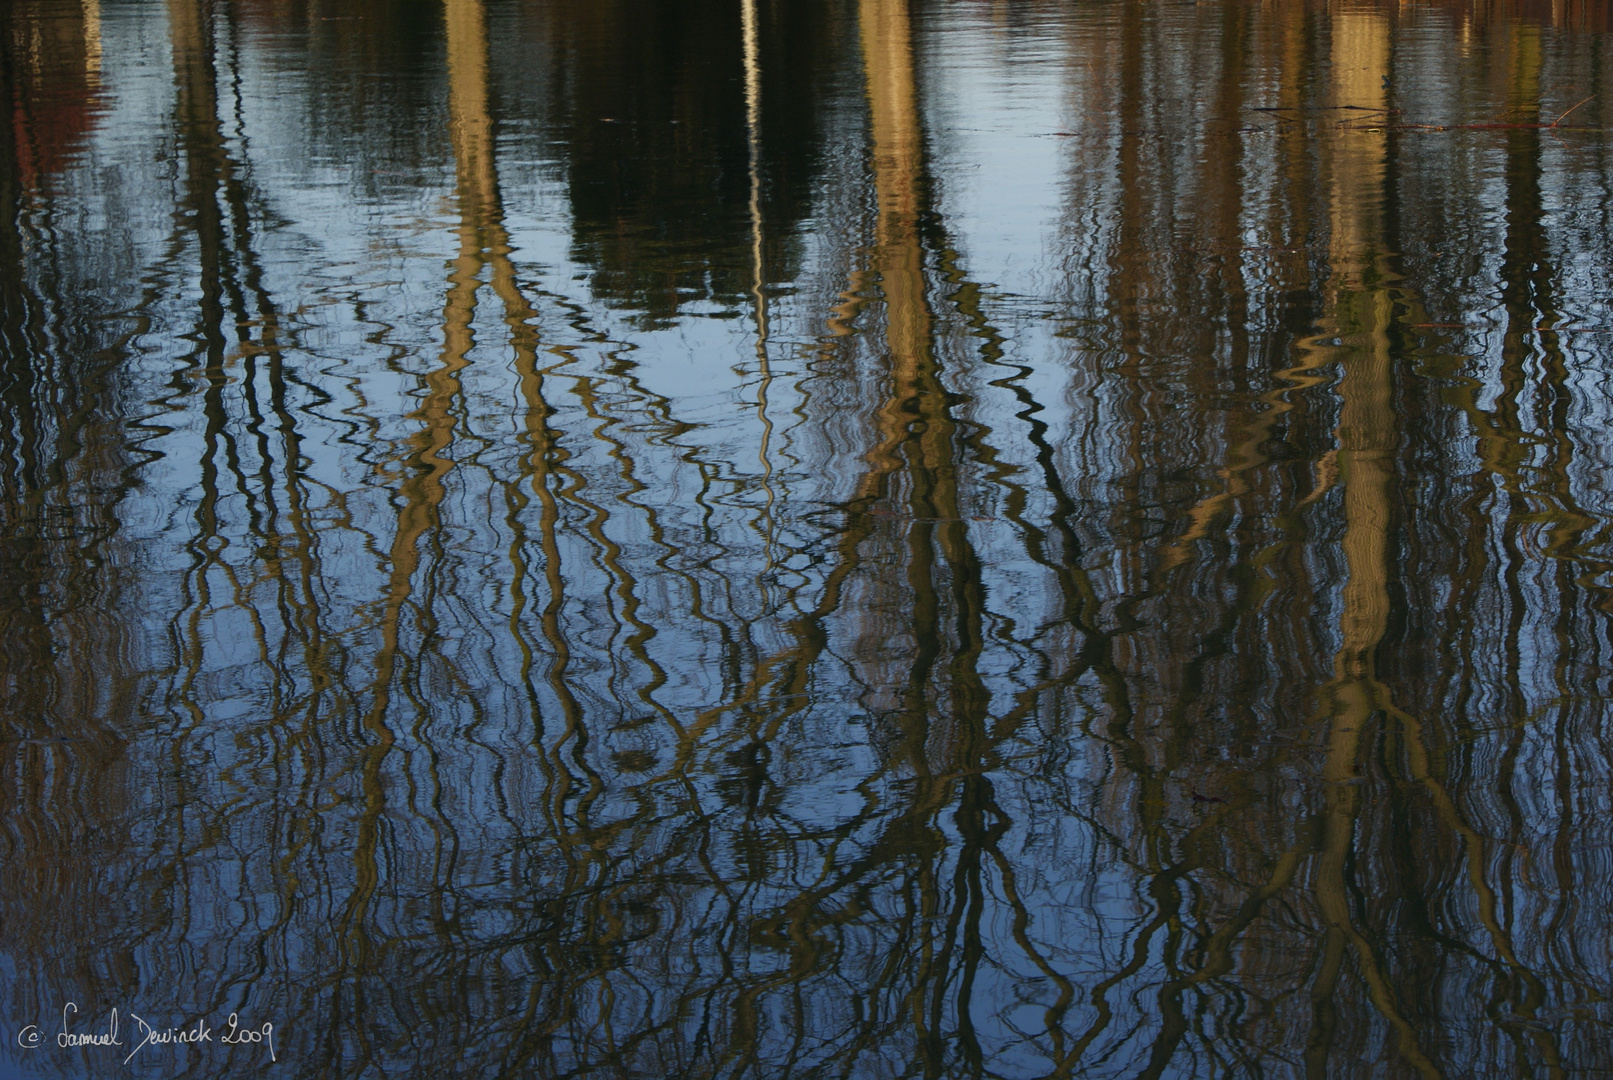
(3, 0), (1613, 1076)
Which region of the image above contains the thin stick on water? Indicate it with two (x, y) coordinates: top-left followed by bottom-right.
(1551, 95), (1594, 129)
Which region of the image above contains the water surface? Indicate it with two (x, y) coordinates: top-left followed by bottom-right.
(3, 0), (1613, 1076)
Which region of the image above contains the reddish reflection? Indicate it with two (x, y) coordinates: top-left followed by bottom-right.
(3, 0), (103, 189)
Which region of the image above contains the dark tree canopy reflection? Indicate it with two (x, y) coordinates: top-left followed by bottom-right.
(3, 1), (1613, 1076)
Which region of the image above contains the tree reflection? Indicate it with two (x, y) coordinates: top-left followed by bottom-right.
(2, 1), (1613, 1077)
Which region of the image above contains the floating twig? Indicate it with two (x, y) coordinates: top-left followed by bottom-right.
(1394, 121), (1598, 132)
(1552, 95), (1594, 129)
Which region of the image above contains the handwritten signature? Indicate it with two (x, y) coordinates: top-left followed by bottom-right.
(15, 1002), (276, 1065)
